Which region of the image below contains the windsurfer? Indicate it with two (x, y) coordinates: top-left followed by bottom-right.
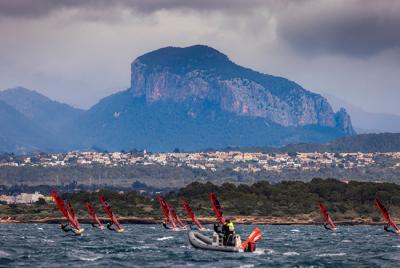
(60, 223), (82, 235)
(162, 221), (172, 230)
(61, 223), (72, 233)
(324, 223), (334, 231)
(384, 224), (397, 234)
(107, 222), (116, 231)
(182, 197), (204, 231)
(91, 222), (102, 229)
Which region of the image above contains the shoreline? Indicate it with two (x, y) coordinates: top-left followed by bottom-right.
(0, 215), (389, 225)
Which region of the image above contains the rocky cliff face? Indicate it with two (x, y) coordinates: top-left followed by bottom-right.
(335, 108), (356, 135)
(129, 45), (354, 134)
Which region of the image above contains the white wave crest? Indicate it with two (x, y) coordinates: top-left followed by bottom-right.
(283, 251), (300, 256)
(0, 250), (10, 257)
(77, 256), (103, 261)
(252, 248), (273, 255)
(157, 236), (174, 241)
(317, 253), (346, 257)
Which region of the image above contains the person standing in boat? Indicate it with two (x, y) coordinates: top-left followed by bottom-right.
(222, 219), (235, 246)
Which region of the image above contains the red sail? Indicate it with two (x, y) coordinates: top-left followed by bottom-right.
(99, 195), (122, 230)
(51, 191), (80, 230)
(86, 202), (103, 228)
(319, 203), (336, 230)
(375, 197), (400, 232)
(67, 201), (78, 225)
(210, 192), (225, 224)
(182, 197), (204, 230)
(165, 200), (185, 228)
(157, 196), (177, 229)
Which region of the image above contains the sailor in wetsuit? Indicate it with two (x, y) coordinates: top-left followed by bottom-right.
(60, 223), (82, 235)
(107, 222), (116, 231)
(61, 223), (72, 233)
(162, 221), (172, 229)
(91, 222), (102, 229)
(384, 224), (397, 234)
(324, 223), (333, 231)
(222, 219), (235, 246)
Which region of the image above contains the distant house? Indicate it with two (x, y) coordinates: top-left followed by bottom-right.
(0, 192), (44, 204)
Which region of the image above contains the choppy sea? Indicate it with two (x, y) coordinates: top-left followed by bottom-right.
(1, 224), (399, 267)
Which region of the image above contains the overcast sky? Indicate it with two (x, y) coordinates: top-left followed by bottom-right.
(0, 0), (399, 115)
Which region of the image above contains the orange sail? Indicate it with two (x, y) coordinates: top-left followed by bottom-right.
(99, 195), (123, 231)
(182, 197), (204, 230)
(51, 191), (81, 230)
(157, 195), (177, 229)
(210, 192), (224, 224)
(86, 202), (104, 229)
(242, 227), (262, 250)
(375, 197), (400, 232)
(319, 203), (337, 230)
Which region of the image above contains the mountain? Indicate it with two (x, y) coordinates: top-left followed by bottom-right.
(130, 45), (354, 132)
(0, 100), (57, 153)
(0, 87), (84, 144)
(0, 45), (357, 153)
(324, 93), (400, 133)
(221, 133), (400, 153)
(78, 91), (346, 151)
(78, 45), (355, 151)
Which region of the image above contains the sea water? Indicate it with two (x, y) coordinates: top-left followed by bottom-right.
(0, 224), (399, 267)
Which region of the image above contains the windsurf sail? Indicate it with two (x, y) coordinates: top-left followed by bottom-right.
(86, 202), (104, 229)
(157, 196), (177, 229)
(319, 203), (337, 230)
(99, 195), (123, 231)
(375, 197), (400, 232)
(51, 191), (81, 230)
(210, 192), (225, 224)
(182, 197), (204, 230)
(67, 201), (78, 225)
(166, 200), (185, 228)
(242, 227), (262, 250)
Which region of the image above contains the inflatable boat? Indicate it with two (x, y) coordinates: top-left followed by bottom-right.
(188, 231), (243, 252)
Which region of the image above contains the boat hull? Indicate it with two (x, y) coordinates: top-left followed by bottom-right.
(188, 231), (241, 252)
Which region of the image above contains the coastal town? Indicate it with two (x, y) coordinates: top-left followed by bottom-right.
(1, 151), (399, 173)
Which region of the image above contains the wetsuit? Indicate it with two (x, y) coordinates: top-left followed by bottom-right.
(324, 223), (333, 231)
(107, 222), (116, 231)
(91, 222), (102, 229)
(61, 223), (73, 233)
(61, 223), (81, 235)
(384, 224), (396, 234)
(162, 223), (172, 229)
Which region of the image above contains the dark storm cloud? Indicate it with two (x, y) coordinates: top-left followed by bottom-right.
(2, 0), (399, 58)
(0, 0), (269, 18)
(277, 0), (400, 57)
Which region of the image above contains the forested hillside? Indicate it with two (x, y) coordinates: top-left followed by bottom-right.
(2, 179), (400, 223)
